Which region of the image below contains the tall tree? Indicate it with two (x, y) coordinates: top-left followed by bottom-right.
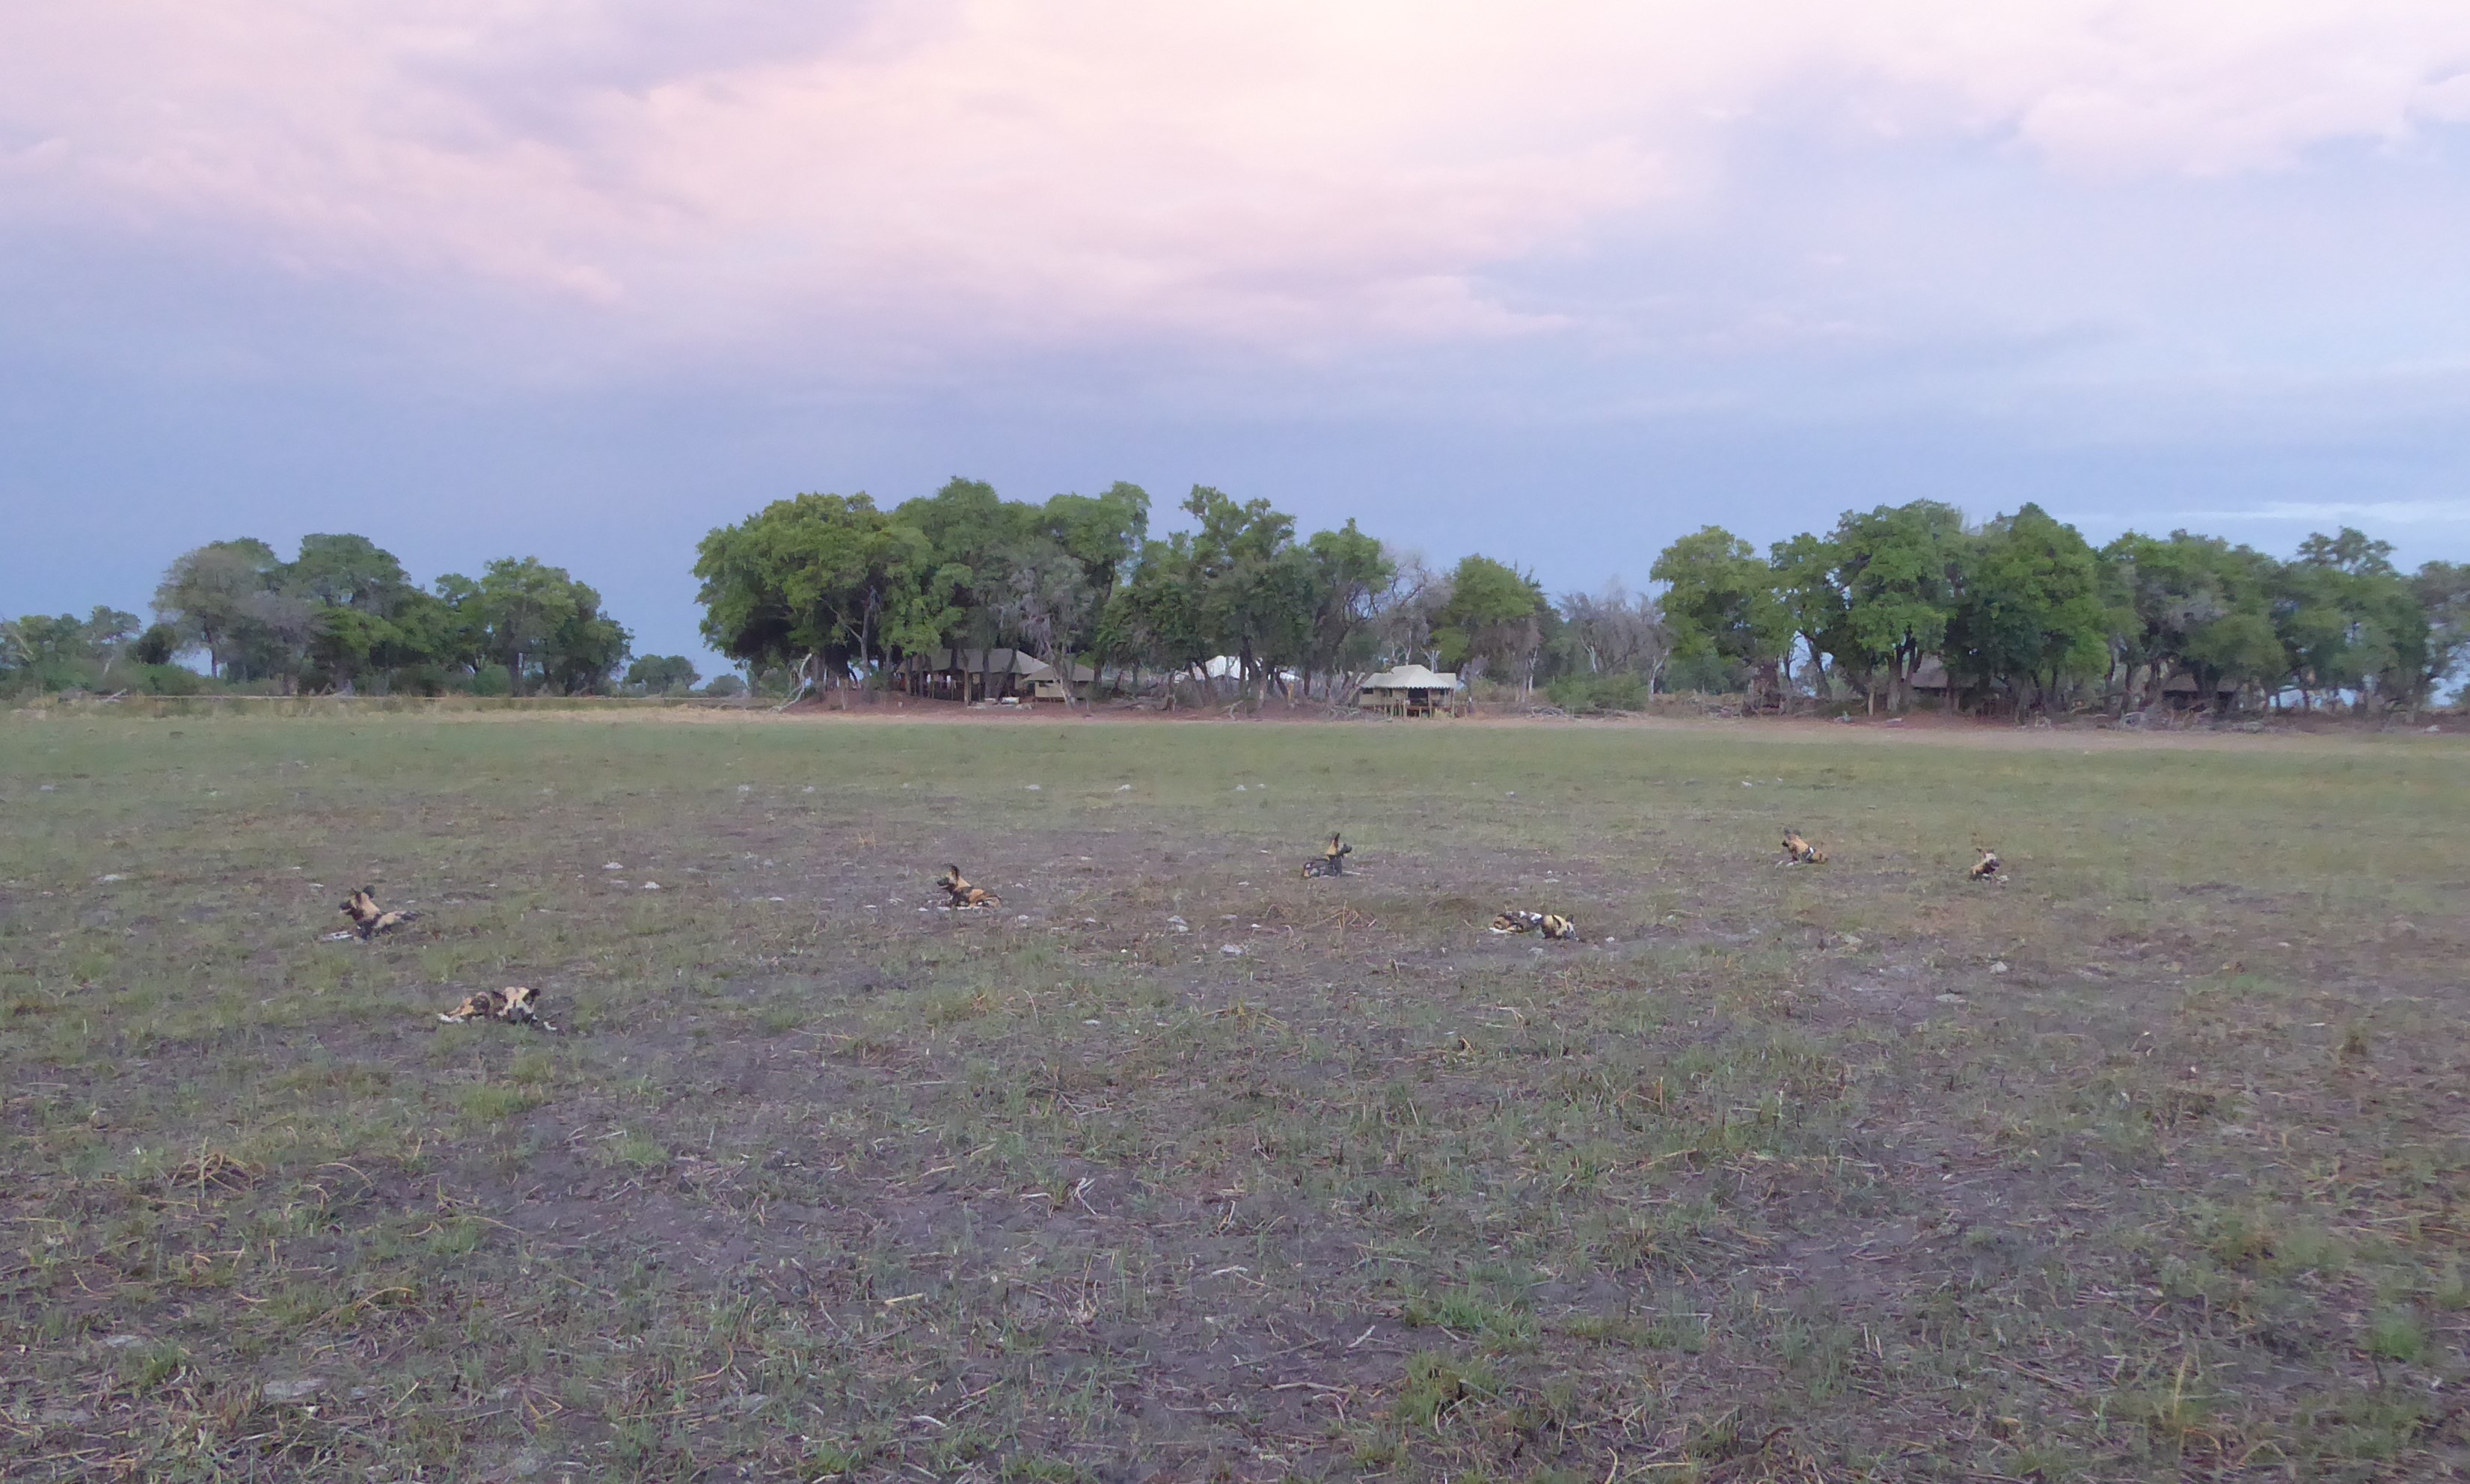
(154, 539), (284, 679)
(1768, 532), (1849, 707)
(695, 493), (954, 699)
(1299, 520), (1396, 699)
(1830, 502), (1966, 712)
(2099, 530), (2284, 710)
(2413, 560), (2470, 705)
(1649, 527), (1790, 699)
(1180, 485), (1304, 703)
(1435, 554), (1549, 696)
(1945, 503), (2108, 712)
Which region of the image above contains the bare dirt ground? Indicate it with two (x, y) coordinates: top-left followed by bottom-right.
(3, 714), (2466, 1482)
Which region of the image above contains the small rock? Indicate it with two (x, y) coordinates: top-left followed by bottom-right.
(1083, 1019), (1101, 1027)
(99, 873), (125, 883)
(1168, 916), (1189, 933)
(1234, 784), (1247, 791)
(604, 862), (622, 870)
(1220, 945), (1246, 957)
(39, 784), (56, 792)
(101, 1334), (144, 1349)
(803, 785), (817, 792)
(1025, 784), (1041, 791)
(1935, 993), (1966, 1005)
(641, 881), (660, 890)
(262, 1378), (322, 1403)
(1116, 783), (1132, 791)
(1989, 961), (2009, 975)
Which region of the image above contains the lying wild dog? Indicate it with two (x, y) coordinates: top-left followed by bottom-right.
(1969, 848), (2003, 881)
(1490, 910), (1580, 940)
(937, 865), (1001, 909)
(338, 886), (420, 940)
(438, 985), (551, 1029)
(1300, 833), (1352, 879)
(1779, 831), (1828, 865)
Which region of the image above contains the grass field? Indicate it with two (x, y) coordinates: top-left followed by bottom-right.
(4, 711), (2467, 1483)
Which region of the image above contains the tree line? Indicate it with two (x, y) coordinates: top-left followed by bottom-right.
(7, 489), (2465, 714)
(694, 479), (2468, 714)
(0, 535), (699, 699)
(1654, 503), (2469, 714)
(694, 479), (1602, 707)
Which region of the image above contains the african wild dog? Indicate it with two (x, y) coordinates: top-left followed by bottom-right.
(1300, 834), (1352, 879)
(1490, 910), (1579, 940)
(438, 985), (551, 1028)
(937, 865), (1001, 909)
(340, 887), (420, 940)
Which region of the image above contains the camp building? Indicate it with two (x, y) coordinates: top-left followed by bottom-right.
(1356, 664), (1463, 717)
(892, 649), (1088, 703)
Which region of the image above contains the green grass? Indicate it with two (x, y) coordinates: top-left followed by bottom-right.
(3, 708), (2467, 1480)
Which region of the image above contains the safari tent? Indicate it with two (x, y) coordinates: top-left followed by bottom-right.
(1356, 664), (1462, 717)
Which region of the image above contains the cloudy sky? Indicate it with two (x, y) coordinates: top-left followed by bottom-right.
(7, 1), (2470, 660)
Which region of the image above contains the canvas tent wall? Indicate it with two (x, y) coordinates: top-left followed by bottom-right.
(893, 649), (1048, 702)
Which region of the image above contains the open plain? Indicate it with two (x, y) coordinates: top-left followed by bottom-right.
(4, 710), (2467, 1482)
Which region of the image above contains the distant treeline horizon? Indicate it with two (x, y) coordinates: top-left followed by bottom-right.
(5, 481), (2466, 714)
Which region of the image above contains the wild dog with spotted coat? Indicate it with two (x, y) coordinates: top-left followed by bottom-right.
(438, 985), (551, 1028)
(1300, 834), (1352, 879)
(339, 887), (420, 940)
(1491, 910), (1579, 940)
(937, 865), (1001, 909)
(1780, 832), (1827, 865)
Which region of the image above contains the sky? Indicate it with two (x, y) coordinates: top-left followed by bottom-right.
(7, 1), (2470, 663)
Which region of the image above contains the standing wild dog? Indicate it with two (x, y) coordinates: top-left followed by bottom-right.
(438, 985), (551, 1028)
(1969, 848), (2003, 881)
(937, 865), (1001, 909)
(1300, 834), (1352, 878)
(1779, 831), (1827, 865)
(1490, 910), (1579, 940)
(339, 887), (420, 939)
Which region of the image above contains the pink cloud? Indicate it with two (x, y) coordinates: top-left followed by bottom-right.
(4, 1), (2469, 360)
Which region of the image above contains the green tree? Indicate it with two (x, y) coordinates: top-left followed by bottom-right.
(2413, 560), (2470, 705)
(1768, 532), (1849, 706)
(1435, 554), (1549, 696)
(1177, 486), (1304, 703)
(154, 539), (284, 679)
(1944, 504), (2107, 712)
(1829, 502), (1967, 711)
(695, 493), (954, 698)
(1649, 527), (1790, 698)
(289, 533), (412, 610)
(2274, 529), (2428, 714)
(1299, 520), (1396, 697)
(436, 556), (631, 695)
(2099, 531), (2284, 711)
(625, 655), (702, 694)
